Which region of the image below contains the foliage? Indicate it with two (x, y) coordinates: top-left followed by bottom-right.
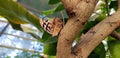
(44, 42), (57, 55)
(0, 0), (42, 31)
(106, 36), (120, 58)
(42, 3), (64, 16)
(108, 40), (120, 58)
(48, 0), (60, 5)
(0, 0), (119, 58)
(88, 43), (106, 58)
(109, 0), (118, 10)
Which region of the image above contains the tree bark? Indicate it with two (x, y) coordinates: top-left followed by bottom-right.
(57, 0), (120, 58)
(57, 0), (98, 58)
(111, 31), (120, 40)
(72, 1), (120, 58)
(72, 10), (120, 58)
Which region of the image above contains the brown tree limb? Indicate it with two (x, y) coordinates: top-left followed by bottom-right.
(57, 0), (98, 58)
(111, 31), (120, 40)
(104, 0), (120, 40)
(118, 0), (120, 9)
(72, 2), (120, 58)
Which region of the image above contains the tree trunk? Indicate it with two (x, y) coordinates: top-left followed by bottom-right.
(57, 0), (98, 58)
(57, 0), (120, 58)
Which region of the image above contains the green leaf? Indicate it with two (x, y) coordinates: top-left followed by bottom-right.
(48, 0), (60, 5)
(108, 40), (120, 58)
(100, 3), (108, 15)
(95, 14), (106, 22)
(55, 4), (64, 12)
(28, 32), (41, 40)
(43, 4), (64, 16)
(89, 43), (106, 58)
(39, 31), (51, 42)
(81, 21), (99, 33)
(39, 31), (58, 44)
(109, 1), (118, 10)
(116, 28), (120, 33)
(0, 0), (42, 30)
(44, 42), (57, 55)
(47, 56), (56, 58)
(42, 8), (55, 16)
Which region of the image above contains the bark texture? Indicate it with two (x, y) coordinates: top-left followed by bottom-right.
(57, 0), (98, 58)
(111, 31), (120, 40)
(73, 10), (120, 58)
(57, 0), (120, 58)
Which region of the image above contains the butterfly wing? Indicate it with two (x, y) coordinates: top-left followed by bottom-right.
(52, 18), (63, 36)
(39, 18), (63, 36)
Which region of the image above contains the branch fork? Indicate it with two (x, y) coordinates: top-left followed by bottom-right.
(57, 0), (120, 58)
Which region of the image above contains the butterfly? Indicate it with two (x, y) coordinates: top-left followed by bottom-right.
(39, 17), (63, 36)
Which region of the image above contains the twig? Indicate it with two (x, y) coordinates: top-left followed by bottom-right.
(118, 0), (120, 9)
(111, 31), (120, 40)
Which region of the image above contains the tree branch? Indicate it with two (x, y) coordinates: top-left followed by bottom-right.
(104, 0), (120, 40)
(72, 1), (120, 58)
(111, 31), (120, 40)
(118, 0), (120, 9)
(57, 0), (98, 58)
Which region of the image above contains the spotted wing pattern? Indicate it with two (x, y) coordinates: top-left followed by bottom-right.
(40, 18), (63, 36)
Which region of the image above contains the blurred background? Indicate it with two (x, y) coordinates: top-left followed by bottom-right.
(0, 0), (61, 58)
